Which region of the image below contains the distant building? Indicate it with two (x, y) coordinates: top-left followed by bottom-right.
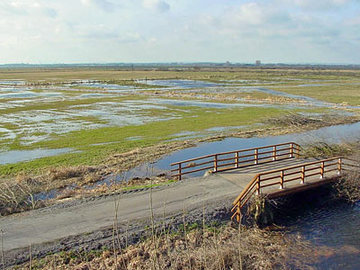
(255, 60), (261, 66)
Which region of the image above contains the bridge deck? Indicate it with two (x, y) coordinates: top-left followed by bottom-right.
(216, 157), (315, 188)
(171, 142), (358, 222)
(216, 157), (342, 201)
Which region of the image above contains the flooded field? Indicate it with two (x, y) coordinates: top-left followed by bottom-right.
(0, 68), (359, 175)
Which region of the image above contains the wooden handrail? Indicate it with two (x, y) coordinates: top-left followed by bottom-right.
(231, 156), (358, 222)
(252, 157), (342, 176)
(171, 142), (300, 180)
(171, 142), (300, 166)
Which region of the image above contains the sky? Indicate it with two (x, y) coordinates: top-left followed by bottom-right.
(0, 0), (359, 64)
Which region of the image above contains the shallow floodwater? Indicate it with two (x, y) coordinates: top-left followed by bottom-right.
(0, 148), (73, 164)
(153, 121), (360, 174)
(137, 79), (222, 89)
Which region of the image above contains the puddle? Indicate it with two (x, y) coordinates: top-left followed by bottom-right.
(73, 81), (133, 90)
(32, 189), (60, 201)
(0, 91), (63, 100)
(78, 93), (112, 98)
(126, 136), (143, 141)
(68, 101), (176, 126)
(0, 91), (38, 99)
(149, 98), (273, 108)
(138, 79), (222, 89)
(205, 125), (250, 132)
(0, 80), (25, 86)
(0, 148), (74, 165)
(0, 127), (17, 140)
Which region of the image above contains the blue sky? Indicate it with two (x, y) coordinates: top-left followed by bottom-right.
(0, 0), (359, 64)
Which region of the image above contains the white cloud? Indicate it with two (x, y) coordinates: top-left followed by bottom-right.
(142, 0), (170, 12)
(43, 8), (58, 18)
(80, 0), (119, 12)
(292, 0), (352, 9)
(0, 0), (359, 64)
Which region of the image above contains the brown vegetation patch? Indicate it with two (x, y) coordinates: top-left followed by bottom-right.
(301, 142), (354, 159)
(333, 170), (360, 203)
(18, 225), (322, 270)
(48, 166), (98, 181)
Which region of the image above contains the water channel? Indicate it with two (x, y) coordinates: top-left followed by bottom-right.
(117, 121), (360, 269)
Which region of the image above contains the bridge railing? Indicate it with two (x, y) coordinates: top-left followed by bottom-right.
(231, 156), (359, 221)
(171, 142), (301, 180)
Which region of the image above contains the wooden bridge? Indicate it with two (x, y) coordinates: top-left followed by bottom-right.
(171, 142), (358, 222)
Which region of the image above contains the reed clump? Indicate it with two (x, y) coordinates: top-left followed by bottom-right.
(47, 166), (97, 181)
(333, 170), (360, 203)
(301, 141), (354, 158)
(268, 113), (321, 127)
(267, 113), (356, 129)
(0, 178), (43, 215)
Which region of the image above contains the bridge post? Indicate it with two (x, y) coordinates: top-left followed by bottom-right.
(320, 161), (324, 179)
(256, 176), (261, 195)
(279, 170), (284, 189)
(300, 165), (305, 184)
(290, 143), (294, 158)
(254, 149), (258, 164)
(235, 152), (239, 168)
(236, 203), (241, 222)
(214, 154), (218, 172)
(338, 158), (342, 175)
(178, 163), (182, 181)
(273, 146), (277, 161)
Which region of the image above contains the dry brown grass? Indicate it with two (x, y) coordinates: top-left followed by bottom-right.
(47, 166), (97, 181)
(0, 178), (44, 215)
(18, 224), (321, 270)
(301, 141), (354, 159)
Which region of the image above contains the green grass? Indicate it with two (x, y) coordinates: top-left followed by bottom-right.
(32, 106), (283, 149)
(271, 83), (360, 106)
(0, 106), (287, 175)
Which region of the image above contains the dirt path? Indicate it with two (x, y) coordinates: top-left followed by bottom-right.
(0, 171), (250, 267)
(0, 158), (310, 267)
